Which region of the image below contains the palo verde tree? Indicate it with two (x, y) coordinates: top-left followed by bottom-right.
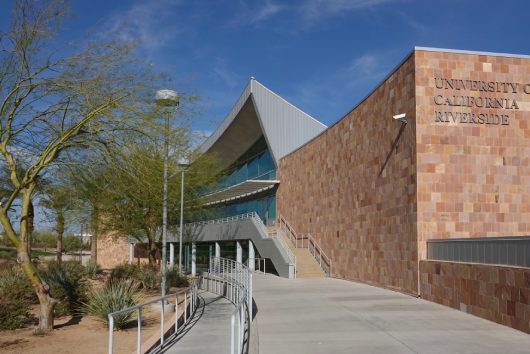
(39, 179), (73, 264)
(99, 131), (219, 265)
(0, 0), (161, 331)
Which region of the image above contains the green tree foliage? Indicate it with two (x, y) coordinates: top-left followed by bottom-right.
(98, 135), (220, 265)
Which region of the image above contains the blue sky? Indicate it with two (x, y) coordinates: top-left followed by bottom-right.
(2, 0), (530, 133)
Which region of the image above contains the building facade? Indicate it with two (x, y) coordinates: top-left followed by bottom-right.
(278, 47), (530, 333)
(99, 47), (530, 333)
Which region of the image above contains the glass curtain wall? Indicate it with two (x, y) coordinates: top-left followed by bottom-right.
(201, 136), (277, 224)
(203, 136), (276, 194)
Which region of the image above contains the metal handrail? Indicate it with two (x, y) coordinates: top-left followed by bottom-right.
(107, 278), (200, 354)
(189, 212), (264, 227)
(268, 231), (297, 267)
(278, 214), (332, 277)
(207, 257), (252, 354)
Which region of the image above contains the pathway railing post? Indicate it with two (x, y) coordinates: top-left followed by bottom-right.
(137, 307), (142, 354)
(108, 316), (114, 354)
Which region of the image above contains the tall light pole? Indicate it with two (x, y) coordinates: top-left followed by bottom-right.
(179, 169), (185, 275)
(155, 89), (179, 298)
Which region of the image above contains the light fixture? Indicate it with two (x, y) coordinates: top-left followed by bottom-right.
(156, 89), (180, 107)
(393, 113), (407, 124)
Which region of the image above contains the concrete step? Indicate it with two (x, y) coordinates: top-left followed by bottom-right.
(276, 230), (326, 278)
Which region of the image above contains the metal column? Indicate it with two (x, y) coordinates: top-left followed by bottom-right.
(128, 243), (134, 264)
(169, 243), (175, 269)
(215, 242), (221, 258)
(236, 241), (242, 264)
(248, 241), (255, 272)
(191, 243), (196, 276)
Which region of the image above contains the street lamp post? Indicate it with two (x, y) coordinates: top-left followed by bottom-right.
(155, 89), (179, 298)
(179, 169), (185, 275)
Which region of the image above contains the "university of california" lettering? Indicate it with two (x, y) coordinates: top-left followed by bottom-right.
(433, 77), (530, 126)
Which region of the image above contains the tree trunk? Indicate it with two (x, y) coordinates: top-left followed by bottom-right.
(147, 238), (157, 266)
(19, 248), (58, 332)
(145, 219), (158, 266)
(20, 193), (33, 257)
(15, 187), (58, 331)
(0, 212), (58, 332)
(27, 200), (34, 256)
(56, 210), (64, 264)
(90, 208), (98, 263)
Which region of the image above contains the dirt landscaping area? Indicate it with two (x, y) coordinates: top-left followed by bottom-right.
(0, 305), (162, 354)
(0, 291), (192, 354)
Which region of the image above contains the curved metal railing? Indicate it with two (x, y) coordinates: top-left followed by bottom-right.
(206, 257), (252, 354)
(107, 279), (200, 354)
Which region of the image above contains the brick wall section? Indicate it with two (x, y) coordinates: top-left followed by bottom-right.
(415, 50), (530, 260)
(420, 260), (530, 333)
(277, 54), (418, 294)
(97, 232), (130, 269)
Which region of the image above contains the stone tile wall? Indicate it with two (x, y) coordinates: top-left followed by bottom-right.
(415, 50), (530, 259)
(277, 54), (418, 294)
(420, 260), (530, 333)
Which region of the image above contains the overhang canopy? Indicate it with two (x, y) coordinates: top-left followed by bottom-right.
(202, 179), (279, 206)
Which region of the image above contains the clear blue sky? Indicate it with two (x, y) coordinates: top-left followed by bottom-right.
(2, 0), (530, 132)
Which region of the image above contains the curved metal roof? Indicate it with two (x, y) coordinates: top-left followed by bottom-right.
(200, 78), (326, 169)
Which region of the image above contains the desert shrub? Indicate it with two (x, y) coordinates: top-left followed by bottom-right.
(109, 264), (189, 292)
(83, 279), (142, 328)
(110, 263), (161, 290)
(109, 263), (141, 282)
(0, 266), (37, 304)
(84, 261), (101, 279)
(137, 266), (160, 290)
(40, 261), (88, 316)
(0, 296), (38, 330)
(166, 269), (189, 290)
(0, 266), (38, 329)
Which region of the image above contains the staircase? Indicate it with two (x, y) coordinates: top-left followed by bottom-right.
(277, 214), (332, 278)
(278, 230), (325, 277)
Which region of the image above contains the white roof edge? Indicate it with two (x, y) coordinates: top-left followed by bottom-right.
(199, 78), (327, 155)
(252, 79), (327, 129)
(415, 46), (530, 59)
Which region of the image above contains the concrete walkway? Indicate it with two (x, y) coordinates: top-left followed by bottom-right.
(253, 274), (530, 354)
(163, 290), (234, 353)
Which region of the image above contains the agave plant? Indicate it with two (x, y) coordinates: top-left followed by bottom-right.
(84, 261), (101, 279)
(83, 279), (143, 329)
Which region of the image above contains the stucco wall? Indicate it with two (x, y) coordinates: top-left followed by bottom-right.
(277, 54), (418, 294)
(97, 232), (130, 269)
(415, 50), (530, 260)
